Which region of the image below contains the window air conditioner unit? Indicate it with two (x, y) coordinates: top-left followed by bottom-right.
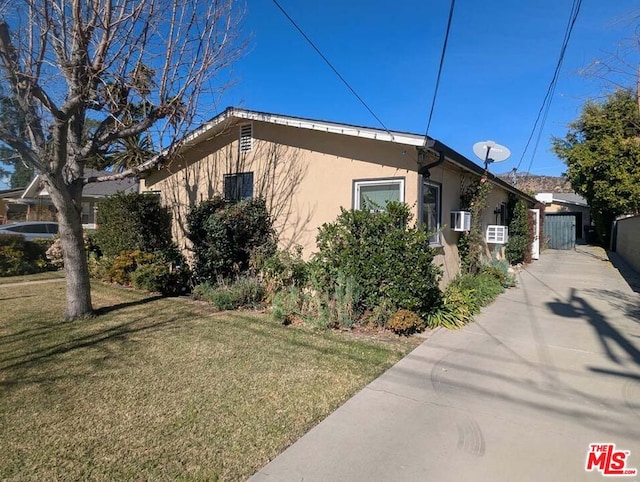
(486, 225), (508, 244)
(450, 211), (471, 231)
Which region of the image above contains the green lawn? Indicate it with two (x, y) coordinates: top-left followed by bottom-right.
(0, 270), (64, 285)
(0, 277), (417, 481)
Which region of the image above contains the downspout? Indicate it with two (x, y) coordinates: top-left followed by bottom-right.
(416, 146), (445, 178)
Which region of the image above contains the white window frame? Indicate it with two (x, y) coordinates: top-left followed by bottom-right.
(420, 179), (442, 245)
(352, 178), (405, 212)
(239, 123), (253, 153)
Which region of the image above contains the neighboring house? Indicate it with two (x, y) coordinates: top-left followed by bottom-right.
(535, 192), (591, 246)
(140, 108), (537, 284)
(2, 169), (137, 228)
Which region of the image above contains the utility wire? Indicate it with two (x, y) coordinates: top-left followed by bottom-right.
(272, 0), (392, 136)
(515, 0), (582, 177)
(423, 0), (456, 147)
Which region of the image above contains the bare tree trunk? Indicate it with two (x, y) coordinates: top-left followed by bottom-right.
(48, 182), (93, 320)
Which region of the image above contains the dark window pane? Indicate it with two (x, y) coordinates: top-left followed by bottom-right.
(223, 172), (254, 202)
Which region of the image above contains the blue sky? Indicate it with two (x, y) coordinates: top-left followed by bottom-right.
(219, 0), (639, 177)
(1, 1), (637, 189)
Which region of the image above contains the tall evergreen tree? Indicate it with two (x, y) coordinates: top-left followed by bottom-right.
(552, 88), (640, 245)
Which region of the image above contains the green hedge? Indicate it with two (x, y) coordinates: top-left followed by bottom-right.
(0, 234), (53, 276)
(94, 192), (173, 257)
(312, 202), (442, 320)
(187, 197), (277, 284)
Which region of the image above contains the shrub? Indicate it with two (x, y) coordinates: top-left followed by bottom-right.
(45, 237), (64, 268)
(270, 274), (361, 330)
(505, 199), (533, 264)
(192, 277), (265, 310)
(46, 232), (98, 268)
(0, 234), (53, 276)
(253, 246), (308, 296)
(453, 272), (504, 307)
(94, 192), (173, 257)
(88, 255), (114, 281)
(187, 197), (277, 284)
(271, 286), (305, 325)
(386, 309), (424, 335)
(362, 298), (395, 328)
(481, 259), (516, 288)
(107, 250), (155, 285)
(131, 260), (190, 296)
(427, 285), (476, 329)
(312, 202), (442, 321)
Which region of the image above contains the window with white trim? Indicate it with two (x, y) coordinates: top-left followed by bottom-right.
(353, 178), (405, 212)
(422, 180), (441, 244)
(239, 124), (253, 152)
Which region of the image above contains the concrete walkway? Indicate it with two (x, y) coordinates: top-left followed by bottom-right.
(250, 248), (640, 481)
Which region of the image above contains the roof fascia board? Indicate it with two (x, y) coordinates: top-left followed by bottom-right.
(21, 175), (41, 199)
(177, 107), (536, 204)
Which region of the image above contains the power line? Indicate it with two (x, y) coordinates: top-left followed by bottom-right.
(516, 0), (583, 177)
(271, 0), (391, 136)
(423, 0), (456, 147)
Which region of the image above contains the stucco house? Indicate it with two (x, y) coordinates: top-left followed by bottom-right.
(140, 108), (537, 283)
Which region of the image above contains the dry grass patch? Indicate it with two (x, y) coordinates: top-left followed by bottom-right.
(0, 270), (64, 285)
(0, 278), (417, 481)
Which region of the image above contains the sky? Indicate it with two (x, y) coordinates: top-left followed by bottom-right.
(1, 0), (638, 189)
(217, 0), (640, 177)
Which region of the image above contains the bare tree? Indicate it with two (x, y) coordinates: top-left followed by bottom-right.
(0, 0), (243, 319)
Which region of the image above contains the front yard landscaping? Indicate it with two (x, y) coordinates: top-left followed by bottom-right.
(0, 278), (417, 481)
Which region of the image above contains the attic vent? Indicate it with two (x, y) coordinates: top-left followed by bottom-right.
(239, 124), (253, 152)
(486, 225), (508, 244)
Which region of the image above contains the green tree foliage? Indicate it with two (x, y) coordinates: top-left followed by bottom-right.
(552, 88), (640, 244)
(312, 202), (442, 320)
(505, 199), (532, 264)
(457, 176), (491, 274)
(187, 198), (277, 283)
(0, 95), (33, 188)
(94, 192), (173, 257)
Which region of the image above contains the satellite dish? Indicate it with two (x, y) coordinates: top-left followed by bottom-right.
(473, 140), (511, 170)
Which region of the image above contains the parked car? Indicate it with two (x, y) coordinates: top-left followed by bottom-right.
(0, 221), (59, 241)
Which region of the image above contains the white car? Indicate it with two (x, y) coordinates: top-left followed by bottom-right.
(0, 221), (59, 241)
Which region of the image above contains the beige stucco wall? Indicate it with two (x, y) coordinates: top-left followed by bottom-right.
(142, 119), (523, 285)
(616, 214), (640, 273)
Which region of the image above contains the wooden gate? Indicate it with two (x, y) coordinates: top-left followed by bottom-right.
(545, 214), (576, 250)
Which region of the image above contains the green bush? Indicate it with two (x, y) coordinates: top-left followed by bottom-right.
(453, 272), (504, 307)
(427, 285), (476, 329)
(88, 254), (114, 281)
(94, 192), (173, 257)
(505, 199), (532, 264)
(108, 250), (155, 285)
(481, 259), (516, 288)
(187, 197), (277, 284)
(270, 274), (361, 330)
(0, 234), (53, 276)
(192, 277), (265, 310)
(312, 202), (442, 320)
(91, 247), (190, 295)
(131, 260), (190, 296)
(253, 246), (308, 296)
(271, 286), (305, 325)
(386, 309), (424, 335)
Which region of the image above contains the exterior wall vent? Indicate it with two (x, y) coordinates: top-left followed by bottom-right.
(239, 124), (253, 152)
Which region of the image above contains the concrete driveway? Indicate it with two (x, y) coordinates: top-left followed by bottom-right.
(250, 247), (640, 481)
